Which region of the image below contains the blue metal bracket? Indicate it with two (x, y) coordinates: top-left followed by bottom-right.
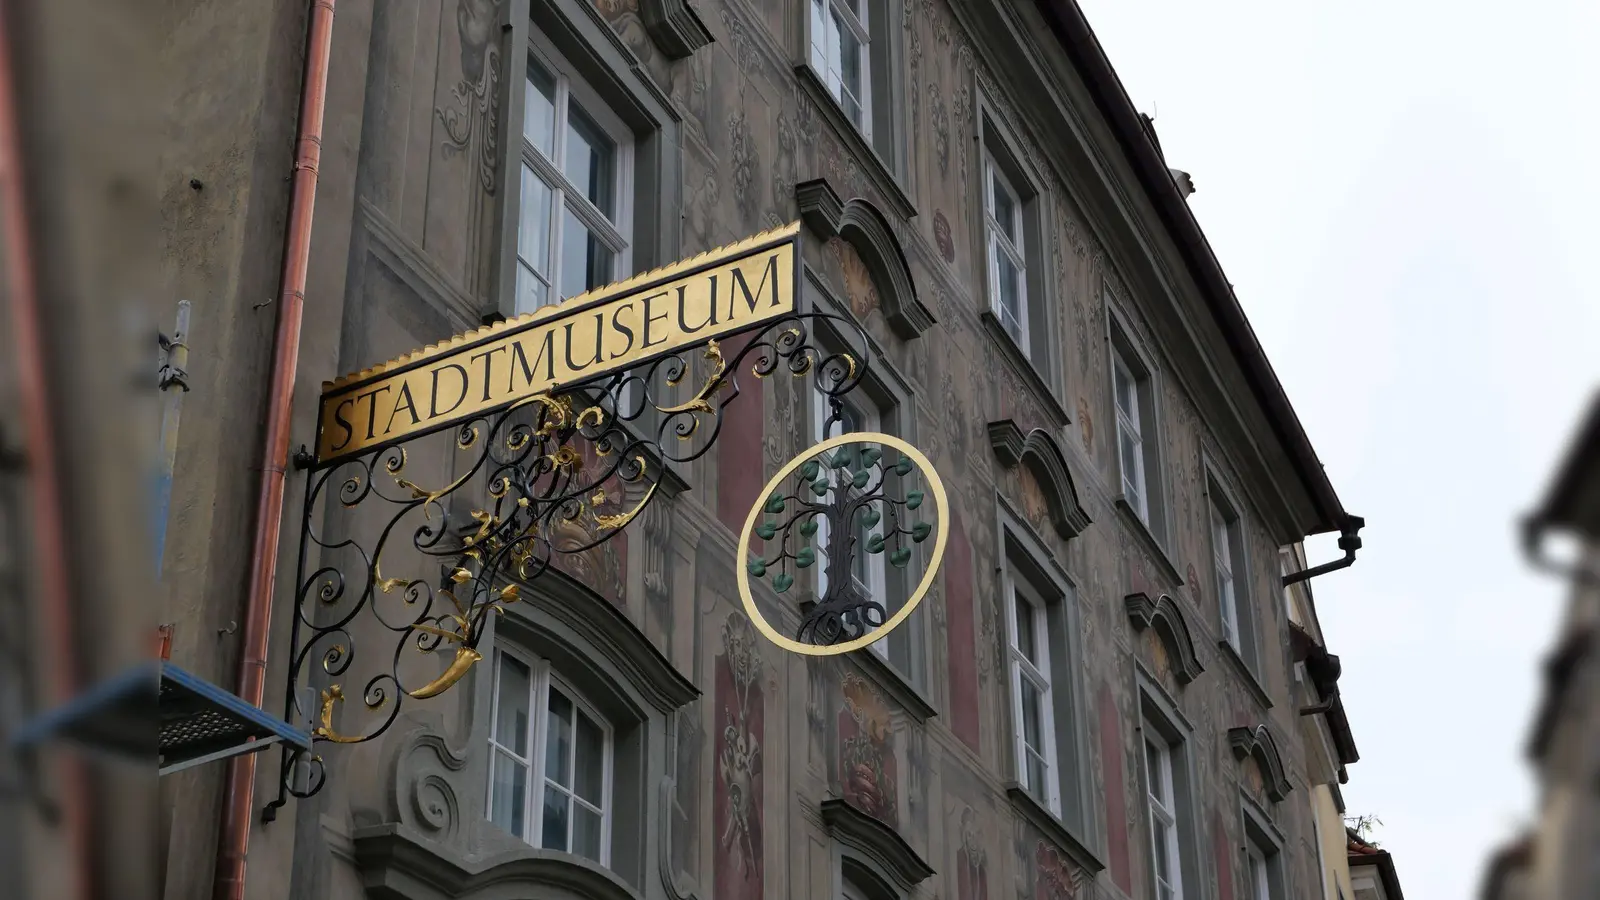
(10, 661), (310, 776)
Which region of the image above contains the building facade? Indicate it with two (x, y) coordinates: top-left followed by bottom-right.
(159, 2), (1368, 899)
(1482, 393), (1600, 900)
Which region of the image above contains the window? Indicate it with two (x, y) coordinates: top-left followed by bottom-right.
(1212, 498), (1240, 650)
(515, 50), (633, 316)
(1113, 350), (1147, 518)
(1108, 315), (1166, 537)
(985, 153), (1028, 351)
(810, 0), (872, 135)
(1208, 477), (1258, 672)
(1143, 735), (1183, 900)
(486, 645), (613, 864)
(1005, 568), (1060, 814)
(1241, 800), (1285, 900)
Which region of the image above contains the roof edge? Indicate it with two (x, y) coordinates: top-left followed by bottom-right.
(1034, 0), (1354, 536)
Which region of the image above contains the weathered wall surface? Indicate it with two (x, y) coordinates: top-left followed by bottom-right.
(162, 1), (1343, 899)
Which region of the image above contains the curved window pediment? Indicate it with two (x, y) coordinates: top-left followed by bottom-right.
(1124, 591), (1206, 686)
(1228, 724), (1293, 803)
(797, 177), (933, 339)
(987, 419), (1092, 539)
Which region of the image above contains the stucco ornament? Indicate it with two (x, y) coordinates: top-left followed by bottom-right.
(438, 0), (502, 194)
(718, 616), (763, 876)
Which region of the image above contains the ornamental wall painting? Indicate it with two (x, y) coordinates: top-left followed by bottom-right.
(545, 437), (627, 604)
(956, 806), (989, 900)
(714, 614), (764, 900)
(1034, 841), (1082, 900)
(837, 670), (899, 826)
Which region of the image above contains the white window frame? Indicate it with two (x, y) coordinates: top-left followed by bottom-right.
(812, 386), (890, 659)
(485, 643), (615, 865)
(1004, 569), (1060, 814)
(1112, 347), (1148, 522)
(516, 42), (635, 317)
(1144, 735), (1183, 900)
(1247, 843), (1273, 900)
(983, 150), (1029, 353)
(1212, 496), (1241, 652)
(809, 0), (873, 138)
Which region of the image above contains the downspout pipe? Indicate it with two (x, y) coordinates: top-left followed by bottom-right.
(1282, 515), (1365, 588)
(0, 5), (91, 899)
(212, 3), (334, 900)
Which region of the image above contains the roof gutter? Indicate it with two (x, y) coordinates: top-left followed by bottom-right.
(1035, 0), (1360, 546)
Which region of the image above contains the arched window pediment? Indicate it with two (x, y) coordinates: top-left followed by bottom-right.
(1228, 724), (1293, 802)
(353, 826), (643, 900)
(796, 177), (934, 339)
(1124, 591), (1206, 685)
(987, 419), (1092, 539)
(496, 567), (698, 719)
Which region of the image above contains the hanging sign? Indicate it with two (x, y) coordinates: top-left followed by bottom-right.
(313, 221), (801, 464)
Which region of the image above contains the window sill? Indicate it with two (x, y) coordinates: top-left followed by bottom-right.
(1216, 639), (1274, 711)
(1112, 498), (1185, 589)
(1003, 783), (1106, 875)
(980, 311), (1070, 426)
(798, 596), (937, 722)
(793, 64), (916, 222)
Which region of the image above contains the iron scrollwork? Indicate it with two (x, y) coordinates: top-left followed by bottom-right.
(265, 312), (871, 815)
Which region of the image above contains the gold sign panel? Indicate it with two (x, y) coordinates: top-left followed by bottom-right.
(314, 221), (802, 464)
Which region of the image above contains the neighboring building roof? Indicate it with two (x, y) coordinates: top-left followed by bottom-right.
(1290, 621), (1360, 774)
(1528, 390), (1600, 540)
(1036, 0), (1359, 538)
(1348, 829), (1407, 900)
(1526, 621), (1595, 762)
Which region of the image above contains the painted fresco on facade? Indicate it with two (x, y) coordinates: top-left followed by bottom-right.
(1033, 842), (1082, 900)
(837, 670), (898, 825)
(944, 508), (981, 752)
(715, 613), (764, 900)
(547, 439), (628, 604)
(956, 807), (989, 900)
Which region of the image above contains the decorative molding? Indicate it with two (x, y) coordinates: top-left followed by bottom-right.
(384, 723), (471, 842)
(353, 823), (642, 900)
(511, 567), (699, 715)
(1228, 725), (1293, 802)
(794, 66), (918, 222)
(641, 0), (714, 59)
(821, 798), (936, 892)
(847, 644), (938, 722)
(1123, 592), (1205, 685)
(437, 0), (503, 195)
(796, 177), (934, 340)
(986, 420), (1092, 538)
(1004, 784), (1106, 875)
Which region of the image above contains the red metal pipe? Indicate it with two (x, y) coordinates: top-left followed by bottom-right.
(0, 5), (91, 899)
(213, 2), (335, 898)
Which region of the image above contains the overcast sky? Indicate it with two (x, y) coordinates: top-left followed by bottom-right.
(1073, 0), (1600, 896)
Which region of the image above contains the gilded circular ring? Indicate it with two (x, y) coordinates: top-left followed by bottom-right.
(735, 431), (949, 656)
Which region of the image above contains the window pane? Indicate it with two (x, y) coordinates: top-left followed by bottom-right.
(574, 711), (605, 805)
(1019, 677), (1043, 749)
(1145, 739), (1165, 802)
(518, 164), (553, 277)
(516, 263), (549, 315)
(1114, 360), (1137, 420)
(559, 206), (615, 300)
(995, 247), (1023, 327)
(991, 173), (1019, 240)
(494, 653), (531, 756)
(541, 785), (570, 852)
(835, 15), (864, 127)
(1025, 750), (1048, 796)
(1151, 821), (1173, 881)
(545, 686), (573, 785)
(1013, 594), (1036, 662)
(809, 0), (827, 71)
(573, 804), (603, 862)
(490, 750), (528, 839)
(525, 60), (557, 159)
(1119, 427), (1142, 488)
(564, 103), (616, 218)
